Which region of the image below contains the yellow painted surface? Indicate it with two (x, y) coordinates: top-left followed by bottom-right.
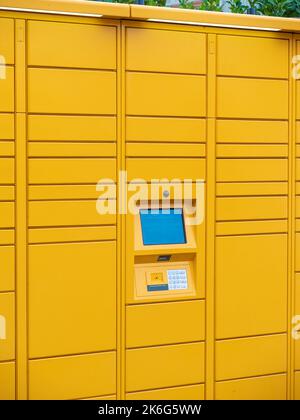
(216, 120), (288, 144)
(0, 141), (14, 157)
(0, 67), (14, 113)
(217, 35), (288, 78)
(296, 234), (300, 272)
(216, 144), (288, 158)
(0, 114), (14, 140)
(217, 78), (288, 119)
(29, 242), (116, 358)
(126, 342), (205, 392)
(216, 234), (287, 338)
(0, 246), (14, 292)
(0, 202), (14, 229)
(126, 28), (206, 74)
(28, 68), (116, 114)
(216, 182), (288, 197)
(295, 275), (300, 371)
(82, 395), (116, 400)
(217, 159), (288, 182)
(29, 352), (116, 400)
(0, 158), (14, 184)
(295, 372), (300, 400)
(126, 143), (205, 158)
(28, 21), (116, 69)
(0, 362), (15, 400)
(127, 384), (205, 400)
(126, 117), (206, 143)
(28, 158), (116, 184)
(0, 230), (14, 246)
(127, 158), (205, 181)
(216, 374), (287, 400)
(28, 142), (116, 158)
(216, 334), (287, 381)
(28, 226), (116, 244)
(28, 115), (116, 142)
(126, 300), (205, 348)
(0, 18), (14, 65)
(216, 220), (288, 236)
(0, 293), (15, 361)
(28, 200), (116, 227)
(28, 184), (115, 200)
(216, 196), (287, 221)
(126, 72), (206, 117)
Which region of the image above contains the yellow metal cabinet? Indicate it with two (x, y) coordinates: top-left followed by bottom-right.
(217, 35), (288, 78)
(216, 120), (288, 144)
(29, 242), (116, 358)
(28, 21), (116, 69)
(216, 234), (287, 338)
(29, 158), (116, 184)
(0, 202), (14, 229)
(127, 384), (205, 400)
(295, 372), (300, 400)
(126, 28), (206, 74)
(126, 72), (206, 117)
(127, 158), (206, 182)
(126, 300), (205, 348)
(295, 275), (300, 371)
(216, 334), (287, 381)
(216, 374), (287, 400)
(0, 246), (14, 292)
(126, 117), (206, 143)
(296, 235), (300, 273)
(0, 18), (14, 65)
(0, 67), (14, 113)
(28, 68), (116, 115)
(217, 78), (288, 119)
(0, 361), (15, 400)
(28, 115), (116, 142)
(29, 352), (116, 400)
(0, 158), (14, 184)
(28, 200), (116, 228)
(0, 292), (15, 361)
(0, 114), (14, 139)
(126, 143), (205, 158)
(126, 342), (205, 392)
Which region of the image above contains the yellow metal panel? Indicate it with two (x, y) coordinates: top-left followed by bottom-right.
(0, 18), (14, 65)
(127, 158), (205, 181)
(28, 68), (116, 115)
(216, 220), (288, 236)
(0, 114), (14, 139)
(127, 384), (205, 400)
(216, 182), (288, 197)
(297, 196), (300, 218)
(29, 226), (116, 244)
(126, 143), (205, 158)
(297, 159), (300, 181)
(297, 121), (300, 142)
(0, 361), (15, 400)
(0, 67), (14, 113)
(0, 230), (14, 245)
(0, 292), (15, 361)
(126, 300), (205, 348)
(297, 82), (300, 119)
(28, 21), (116, 69)
(295, 275), (300, 371)
(29, 184), (115, 200)
(216, 120), (288, 144)
(216, 234), (287, 338)
(126, 117), (206, 143)
(28, 142), (116, 158)
(295, 372), (300, 400)
(126, 72), (206, 117)
(0, 158), (14, 184)
(0, 141), (14, 156)
(126, 342), (205, 392)
(28, 115), (116, 142)
(0, 186), (14, 201)
(0, 202), (14, 228)
(217, 78), (288, 119)
(0, 246), (14, 291)
(29, 158), (116, 184)
(217, 35), (288, 78)
(29, 200), (116, 228)
(217, 159), (287, 182)
(82, 395), (116, 400)
(215, 374), (287, 400)
(29, 242), (116, 358)
(216, 144), (288, 158)
(216, 196), (287, 221)
(216, 334), (287, 381)
(29, 352), (116, 400)
(297, 235), (300, 272)
(126, 28), (206, 74)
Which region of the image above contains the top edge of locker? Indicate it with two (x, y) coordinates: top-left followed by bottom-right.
(0, 0), (300, 34)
